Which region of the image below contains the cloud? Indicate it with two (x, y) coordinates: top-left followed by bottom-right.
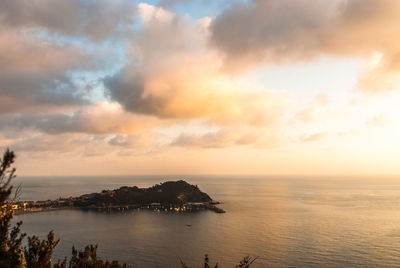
(0, 0), (137, 41)
(171, 127), (265, 148)
(299, 132), (327, 142)
(157, 0), (191, 8)
(0, 103), (162, 135)
(0, 72), (90, 114)
(0, 26), (103, 114)
(0, 28), (89, 75)
(210, 0), (400, 92)
(7, 133), (126, 158)
(0, 16), (123, 114)
(5, 130), (163, 157)
(9, 134), (93, 154)
(104, 4), (288, 125)
(108, 134), (154, 147)
(108, 134), (159, 155)
(211, 0), (336, 68)
(6, 133), (164, 158)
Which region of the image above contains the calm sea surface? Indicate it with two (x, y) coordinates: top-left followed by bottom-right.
(11, 175), (400, 267)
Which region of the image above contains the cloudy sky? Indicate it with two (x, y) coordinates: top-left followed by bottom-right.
(1, 0), (400, 176)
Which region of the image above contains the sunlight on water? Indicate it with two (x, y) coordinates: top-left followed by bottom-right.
(12, 176), (400, 267)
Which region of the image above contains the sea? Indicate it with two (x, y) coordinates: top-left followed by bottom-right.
(11, 175), (400, 267)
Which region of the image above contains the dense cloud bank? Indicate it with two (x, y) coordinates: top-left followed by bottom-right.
(0, 0), (399, 157)
(210, 0), (400, 92)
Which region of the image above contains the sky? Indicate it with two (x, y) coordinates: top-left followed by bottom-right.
(1, 0), (400, 176)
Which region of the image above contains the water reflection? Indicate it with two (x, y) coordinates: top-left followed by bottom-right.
(13, 176), (400, 267)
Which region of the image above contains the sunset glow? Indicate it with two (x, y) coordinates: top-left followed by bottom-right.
(1, 0), (399, 176)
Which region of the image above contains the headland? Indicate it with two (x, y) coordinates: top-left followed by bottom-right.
(12, 180), (225, 215)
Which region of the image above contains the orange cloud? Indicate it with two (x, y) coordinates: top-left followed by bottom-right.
(171, 128), (263, 148)
(105, 4), (289, 125)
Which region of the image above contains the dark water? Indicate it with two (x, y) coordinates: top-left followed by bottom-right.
(12, 175), (400, 267)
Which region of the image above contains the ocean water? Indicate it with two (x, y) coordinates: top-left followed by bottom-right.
(11, 175), (400, 267)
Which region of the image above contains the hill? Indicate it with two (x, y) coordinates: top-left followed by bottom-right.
(73, 180), (215, 207)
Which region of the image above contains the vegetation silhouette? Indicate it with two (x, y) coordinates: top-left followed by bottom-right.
(0, 149), (256, 267)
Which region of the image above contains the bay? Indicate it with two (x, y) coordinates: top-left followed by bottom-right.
(12, 175), (400, 267)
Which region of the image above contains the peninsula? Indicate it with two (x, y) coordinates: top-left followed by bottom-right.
(13, 180), (225, 214)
